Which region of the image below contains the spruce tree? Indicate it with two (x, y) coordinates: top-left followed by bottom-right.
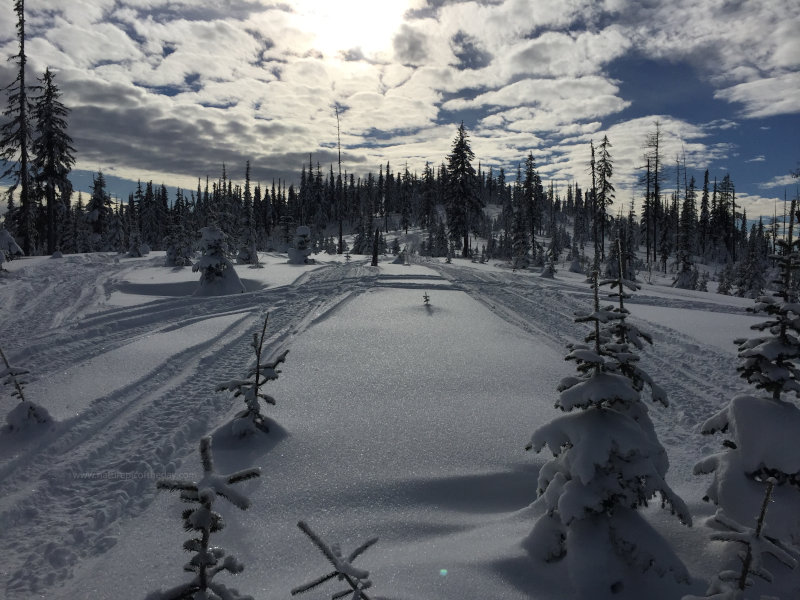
(596, 135), (615, 259)
(31, 68), (75, 255)
(445, 122), (481, 258)
(148, 436), (260, 600)
(525, 264), (690, 596)
(694, 199), (800, 595)
(216, 315), (288, 438)
(0, 0), (35, 254)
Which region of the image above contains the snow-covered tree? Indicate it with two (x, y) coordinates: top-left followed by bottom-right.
(288, 225), (313, 264)
(525, 264), (691, 597)
(0, 226), (24, 268)
(147, 436), (260, 600)
(292, 521), (377, 600)
(164, 228), (194, 267)
(540, 251), (557, 278)
(693, 200), (800, 595)
(684, 479), (798, 600)
(1, 345), (51, 432)
(216, 315), (288, 438)
(192, 225), (245, 296)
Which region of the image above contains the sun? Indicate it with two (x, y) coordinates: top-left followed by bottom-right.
(291, 0), (413, 57)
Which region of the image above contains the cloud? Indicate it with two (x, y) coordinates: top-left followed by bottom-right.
(393, 23), (431, 65)
(745, 155), (765, 163)
(758, 175), (798, 189)
(715, 72), (800, 118)
(0, 0), (791, 209)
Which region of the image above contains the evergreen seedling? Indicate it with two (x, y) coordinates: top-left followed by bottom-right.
(216, 314), (288, 438)
(148, 436), (260, 600)
(292, 521), (377, 600)
(1, 345), (51, 431)
(693, 200), (800, 594)
(683, 479), (798, 599)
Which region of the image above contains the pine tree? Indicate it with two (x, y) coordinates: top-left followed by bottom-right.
(694, 199), (800, 594)
(1, 345), (52, 432)
(0, 0), (35, 255)
(596, 135), (615, 259)
(292, 521), (377, 600)
(525, 265), (690, 596)
(192, 225), (245, 295)
(148, 436), (260, 600)
(31, 68), (75, 255)
(216, 315), (288, 438)
(85, 171), (112, 251)
(683, 479), (797, 600)
(445, 122), (481, 258)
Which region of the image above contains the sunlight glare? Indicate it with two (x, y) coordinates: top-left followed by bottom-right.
(292, 0), (412, 57)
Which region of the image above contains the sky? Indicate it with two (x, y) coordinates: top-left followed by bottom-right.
(0, 0), (798, 217)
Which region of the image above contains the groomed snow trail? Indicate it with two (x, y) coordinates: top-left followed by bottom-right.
(0, 257), (379, 597)
(428, 262), (746, 491)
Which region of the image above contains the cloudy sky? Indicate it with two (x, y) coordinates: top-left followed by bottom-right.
(1, 0), (798, 216)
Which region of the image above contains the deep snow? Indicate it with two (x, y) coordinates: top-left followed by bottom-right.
(0, 249), (793, 599)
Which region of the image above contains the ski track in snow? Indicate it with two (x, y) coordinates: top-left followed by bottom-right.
(0, 258), (385, 597)
(429, 262), (745, 487)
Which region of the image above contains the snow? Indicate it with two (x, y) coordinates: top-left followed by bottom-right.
(0, 250), (797, 599)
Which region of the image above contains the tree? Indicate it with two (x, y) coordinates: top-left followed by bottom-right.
(445, 122), (481, 258)
(1, 345), (52, 432)
(31, 68), (75, 254)
(642, 122), (665, 265)
(0, 0), (35, 254)
(192, 225), (245, 296)
(694, 199), (800, 595)
(85, 171), (113, 251)
(684, 479), (797, 600)
(216, 315), (289, 438)
(596, 135), (615, 259)
(525, 267), (690, 596)
(292, 521), (377, 600)
(148, 436), (260, 600)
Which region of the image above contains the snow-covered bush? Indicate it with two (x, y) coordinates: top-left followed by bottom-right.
(1, 346), (52, 432)
(147, 436), (260, 600)
(288, 225), (313, 264)
(192, 225), (245, 296)
(292, 521), (377, 600)
(216, 315), (288, 438)
(693, 200), (800, 595)
(525, 259), (691, 597)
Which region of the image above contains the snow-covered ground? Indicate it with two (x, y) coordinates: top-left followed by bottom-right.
(0, 249), (791, 599)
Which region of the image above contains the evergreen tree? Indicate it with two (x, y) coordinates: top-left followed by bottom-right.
(1, 345), (52, 432)
(148, 436), (260, 600)
(525, 266), (690, 596)
(31, 68), (75, 255)
(0, 0), (35, 254)
(193, 225), (245, 295)
(445, 122), (481, 258)
(216, 315), (288, 438)
(596, 135), (615, 259)
(694, 199), (800, 596)
(85, 171), (112, 251)
(698, 170), (711, 258)
(292, 521), (378, 600)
